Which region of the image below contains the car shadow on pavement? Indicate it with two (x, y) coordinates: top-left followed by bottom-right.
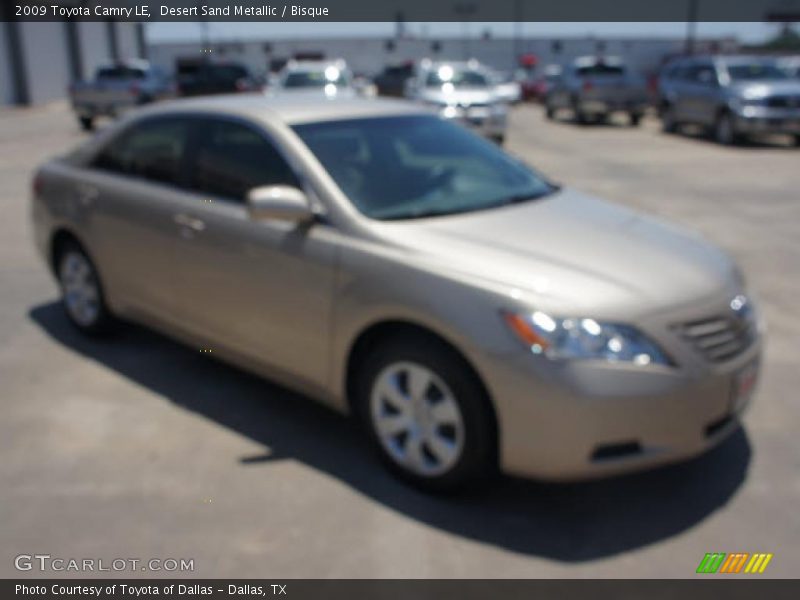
(30, 300), (752, 562)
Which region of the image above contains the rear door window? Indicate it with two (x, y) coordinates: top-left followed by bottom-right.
(92, 117), (191, 186)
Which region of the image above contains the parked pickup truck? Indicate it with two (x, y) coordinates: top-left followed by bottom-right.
(69, 61), (173, 131)
(544, 56), (649, 125)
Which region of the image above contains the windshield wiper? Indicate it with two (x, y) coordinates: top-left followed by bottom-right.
(378, 186), (561, 221)
(490, 186), (561, 208)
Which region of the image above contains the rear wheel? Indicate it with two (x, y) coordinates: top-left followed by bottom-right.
(661, 104), (677, 133)
(574, 107), (590, 125)
(56, 241), (114, 335)
(545, 102), (556, 120)
(629, 112), (642, 127)
(78, 116), (94, 131)
(355, 336), (495, 492)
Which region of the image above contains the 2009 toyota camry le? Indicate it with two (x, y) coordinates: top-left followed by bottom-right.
(31, 95), (763, 491)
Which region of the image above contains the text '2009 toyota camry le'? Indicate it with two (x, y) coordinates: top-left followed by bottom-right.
(31, 95), (763, 491)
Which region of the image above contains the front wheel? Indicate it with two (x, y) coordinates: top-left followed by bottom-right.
(661, 104), (677, 133)
(57, 241), (114, 335)
(714, 112), (741, 146)
(629, 112), (642, 127)
(355, 336), (495, 492)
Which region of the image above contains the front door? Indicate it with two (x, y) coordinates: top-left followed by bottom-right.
(171, 117), (339, 390)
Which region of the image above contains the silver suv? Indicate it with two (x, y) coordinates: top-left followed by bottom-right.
(658, 55), (800, 145)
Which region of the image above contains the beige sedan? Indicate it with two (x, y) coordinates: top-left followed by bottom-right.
(31, 95), (763, 490)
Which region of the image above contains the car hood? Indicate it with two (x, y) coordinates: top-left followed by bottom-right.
(419, 87), (497, 105)
(376, 188), (738, 317)
(731, 79), (800, 98)
(271, 87), (357, 99)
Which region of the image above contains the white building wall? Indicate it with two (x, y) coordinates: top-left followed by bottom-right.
(19, 22), (70, 105)
(0, 23), (15, 105)
(77, 22), (112, 79)
(115, 23), (141, 61)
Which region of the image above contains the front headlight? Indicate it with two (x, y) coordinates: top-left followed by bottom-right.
(502, 310), (671, 366)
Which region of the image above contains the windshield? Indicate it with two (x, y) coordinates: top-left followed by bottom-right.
(576, 64), (625, 77)
(425, 66), (489, 88)
(97, 66), (146, 80)
(727, 63), (787, 81)
(284, 67), (350, 88)
(293, 116), (556, 221)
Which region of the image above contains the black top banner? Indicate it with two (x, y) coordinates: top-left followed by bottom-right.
(3, 0), (800, 22)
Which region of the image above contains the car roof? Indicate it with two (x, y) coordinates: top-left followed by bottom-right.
(134, 94), (428, 126)
(573, 55), (624, 67)
(285, 59), (347, 71)
(671, 54), (780, 66)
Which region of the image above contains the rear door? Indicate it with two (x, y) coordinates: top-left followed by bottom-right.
(681, 62), (720, 125)
(86, 116), (193, 322)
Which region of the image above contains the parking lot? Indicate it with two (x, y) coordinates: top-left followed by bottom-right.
(1, 101), (798, 578)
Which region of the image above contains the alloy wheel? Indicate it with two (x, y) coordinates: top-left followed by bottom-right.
(370, 361), (465, 477)
(59, 251), (100, 327)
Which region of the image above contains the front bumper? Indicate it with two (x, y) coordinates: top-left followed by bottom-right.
(733, 106), (800, 135)
(578, 98), (649, 115)
(479, 306), (763, 481)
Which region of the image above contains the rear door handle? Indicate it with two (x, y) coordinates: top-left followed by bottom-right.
(173, 213), (206, 232)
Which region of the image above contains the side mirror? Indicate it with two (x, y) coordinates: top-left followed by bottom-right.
(246, 185), (314, 224)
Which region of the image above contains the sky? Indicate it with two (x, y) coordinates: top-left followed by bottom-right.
(146, 22), (777, 44)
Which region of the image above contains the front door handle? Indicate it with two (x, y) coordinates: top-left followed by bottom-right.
(173, 213), (206, 232)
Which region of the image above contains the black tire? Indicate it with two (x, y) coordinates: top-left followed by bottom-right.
(661, 104), (677, 133)
(792, 134), (800, 147)
(56, 240), (114, 335)
(78, 116), (94, 131)
(629, 112), (642, 127)
(354, 334), (495, 492)
(545, 103), (556, 120)
(574, 109), (590, 125)
(491, 134), (505, 145)
(714, 111), (742, 146)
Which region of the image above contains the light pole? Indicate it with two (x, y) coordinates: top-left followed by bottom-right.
(685, 0), (699, 55)
(454, 2), (476, 60)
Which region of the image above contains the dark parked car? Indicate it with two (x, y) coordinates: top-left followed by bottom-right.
(374, 62), (416, 97)
(176, 61), (259, 97)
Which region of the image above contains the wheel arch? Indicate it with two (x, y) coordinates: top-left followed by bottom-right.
(49, 227), (85, 275)
(343, 318), (499, 462)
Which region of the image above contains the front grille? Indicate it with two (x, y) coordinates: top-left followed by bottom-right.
(674, 315), (755, 363)
(765, 95), (800, 109)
